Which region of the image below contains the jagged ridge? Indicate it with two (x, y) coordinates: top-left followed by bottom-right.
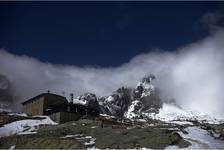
(72, 74), (162, 119)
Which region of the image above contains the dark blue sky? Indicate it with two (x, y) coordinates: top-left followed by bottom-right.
(0, 1), (223, 67)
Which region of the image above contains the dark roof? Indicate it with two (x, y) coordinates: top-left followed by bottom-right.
(21, 93), (66, 105)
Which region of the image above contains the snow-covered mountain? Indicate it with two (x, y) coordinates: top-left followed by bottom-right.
(71, 75), (162, 119)
(124, 74), (161, 118)
(71, 74), (224, 124)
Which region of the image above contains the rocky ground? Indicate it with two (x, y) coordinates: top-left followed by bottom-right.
(199, 122), (224, 140)
(0, 113), (192, 149)
(1, 112), (224, 149)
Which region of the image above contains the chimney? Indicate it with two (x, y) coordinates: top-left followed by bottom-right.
(69, 93), (74, 103)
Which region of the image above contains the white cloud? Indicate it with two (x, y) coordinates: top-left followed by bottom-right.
(0, 29), (224, 118)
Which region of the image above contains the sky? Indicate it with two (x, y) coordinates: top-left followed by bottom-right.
(0, 1), (223, 66)
(0, 1), (224, 118)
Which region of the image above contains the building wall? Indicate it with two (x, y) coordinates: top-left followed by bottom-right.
(22, 94), (66, 116)
(50, 112), (82, 123)
(22, 93), (99, 123)
(43, 95), (66, 110)
(22, 97), (44, 116)
(50, 112), (61, 123)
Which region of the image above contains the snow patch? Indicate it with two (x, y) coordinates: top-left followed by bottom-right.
(0, 116), (57, 137)
(9, 145), (15, 150)
(137, 119), (147, 122)
(170, 121), (193, 125)
(139, 147), (153, 150)
(87, 147), (100, 150)
(8, 112), (28, 117)
(84, 139), (96, 146)
(179, 127), (224, 149)
(105, 96), (114, 103)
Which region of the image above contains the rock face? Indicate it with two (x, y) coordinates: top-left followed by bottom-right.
(98, 75), (162, 119)
(76, 93), (100, 110)
(0, 114), (191, 149)
(99, 87), (132, 117)
(125, 75), (162, 119)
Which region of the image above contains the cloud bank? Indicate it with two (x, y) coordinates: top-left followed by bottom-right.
(0, 29), (224, 118)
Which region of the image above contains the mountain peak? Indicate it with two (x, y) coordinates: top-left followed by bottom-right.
(141, 74), (156, 84)
(135, 74), (156, 99)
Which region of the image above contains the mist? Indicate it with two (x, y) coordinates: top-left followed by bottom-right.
(0, 28), (224, 118)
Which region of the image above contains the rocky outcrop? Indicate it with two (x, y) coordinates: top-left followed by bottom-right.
(124, 75), (162, 119)
(200, 123), (224, 140)
(98, 75), (162, 119)
(76, 93), (100, 111)
(99, 87), (132, 117)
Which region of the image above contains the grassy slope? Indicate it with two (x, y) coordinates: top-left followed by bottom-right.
(0, 135), (82, 149)
(0, 114), (191, 149)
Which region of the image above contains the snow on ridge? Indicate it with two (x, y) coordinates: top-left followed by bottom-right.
(73, 98), (87, 105)
(0, 116), (57, 137)
(137, 80), (155, 98)
(105, 96), (114, 103)
(142, 82), (154, 90)
(154, 103), (224, 124)
(124, 100), (139, 119)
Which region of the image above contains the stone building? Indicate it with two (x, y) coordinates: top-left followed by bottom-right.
(21, 93), (100, 123)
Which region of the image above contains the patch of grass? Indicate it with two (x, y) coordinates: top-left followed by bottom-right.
(0, 135), (82, 149)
